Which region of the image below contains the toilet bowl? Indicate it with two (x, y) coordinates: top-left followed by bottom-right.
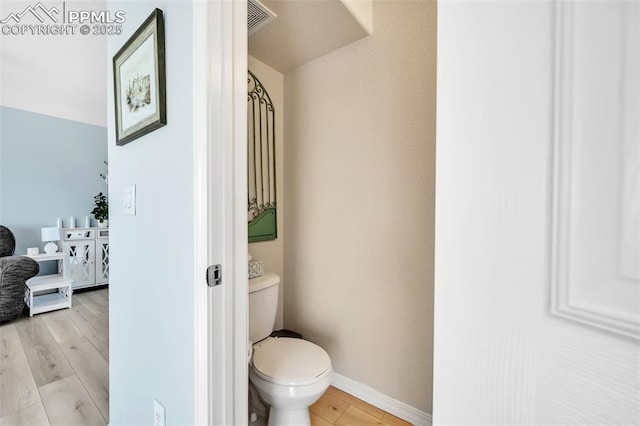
(249, 337), (333, 426)
(249, 273), (333, 426)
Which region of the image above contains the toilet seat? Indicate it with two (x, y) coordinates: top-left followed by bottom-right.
(252, 337), (331, 387)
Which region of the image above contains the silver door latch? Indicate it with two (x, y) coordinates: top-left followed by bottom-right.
(207, 264), (222, 287)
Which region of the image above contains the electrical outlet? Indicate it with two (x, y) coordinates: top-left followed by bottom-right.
(154, 399), (166, 426)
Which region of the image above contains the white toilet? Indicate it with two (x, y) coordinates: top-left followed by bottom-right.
(249, 273), (333, 426)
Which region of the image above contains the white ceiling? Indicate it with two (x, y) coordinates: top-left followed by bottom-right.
(0, 0), (108, 126)
(248, 0), (372, 73)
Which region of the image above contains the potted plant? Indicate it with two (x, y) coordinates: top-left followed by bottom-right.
(91, 192), (109, 227)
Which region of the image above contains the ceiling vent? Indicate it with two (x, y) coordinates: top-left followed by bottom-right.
(248, 0), (276, 36)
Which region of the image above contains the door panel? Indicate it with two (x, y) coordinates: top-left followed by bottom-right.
(434, 1), (640, 423)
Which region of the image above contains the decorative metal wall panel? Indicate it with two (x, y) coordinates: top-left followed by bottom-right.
(248, 70), (277, 242)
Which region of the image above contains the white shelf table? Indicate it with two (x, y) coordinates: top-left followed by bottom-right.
(24, 252), (73, 316)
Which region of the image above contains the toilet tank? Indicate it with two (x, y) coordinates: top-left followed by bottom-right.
(249, 272), (280, 343)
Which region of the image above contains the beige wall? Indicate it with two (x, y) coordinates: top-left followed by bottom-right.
(248, 55), (285, 330)
(283, 0), (436, 414)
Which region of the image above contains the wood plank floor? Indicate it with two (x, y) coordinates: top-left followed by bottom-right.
(311, 386), (413, 426)
(2, 287), (411, 425)
(0, 288), (108, 426)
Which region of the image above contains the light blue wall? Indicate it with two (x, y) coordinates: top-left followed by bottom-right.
(107, 2), (196, 424)
(0, 106), (107, 257)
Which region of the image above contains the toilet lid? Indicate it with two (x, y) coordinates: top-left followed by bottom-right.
(252, 337), (331, 386)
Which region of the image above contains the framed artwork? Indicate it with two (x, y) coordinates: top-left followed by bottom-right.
(113, 8), (166, 146)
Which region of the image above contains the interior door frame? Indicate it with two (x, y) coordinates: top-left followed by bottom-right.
(193, 1), (248, 424)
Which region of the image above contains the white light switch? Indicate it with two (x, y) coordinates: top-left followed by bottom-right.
(123, 185), (136, 215)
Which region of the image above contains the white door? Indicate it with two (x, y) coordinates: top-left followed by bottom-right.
(434, 0), (640, 424)
(193, 1), (248, 425)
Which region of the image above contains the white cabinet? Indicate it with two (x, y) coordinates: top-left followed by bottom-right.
(61, 227), (109, 290)
(96, 229), (109, 285)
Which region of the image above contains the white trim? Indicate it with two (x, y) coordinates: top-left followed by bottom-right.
(331, 374), (432, 426)
(193, 1), (248, 424)
(219, 2), (235, 421)
(232, 0), (249, 423)
(226, 0), (250, 423)
(192, 1), (211, 423)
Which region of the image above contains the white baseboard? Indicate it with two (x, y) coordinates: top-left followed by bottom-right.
(331, 373), (432, 426)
